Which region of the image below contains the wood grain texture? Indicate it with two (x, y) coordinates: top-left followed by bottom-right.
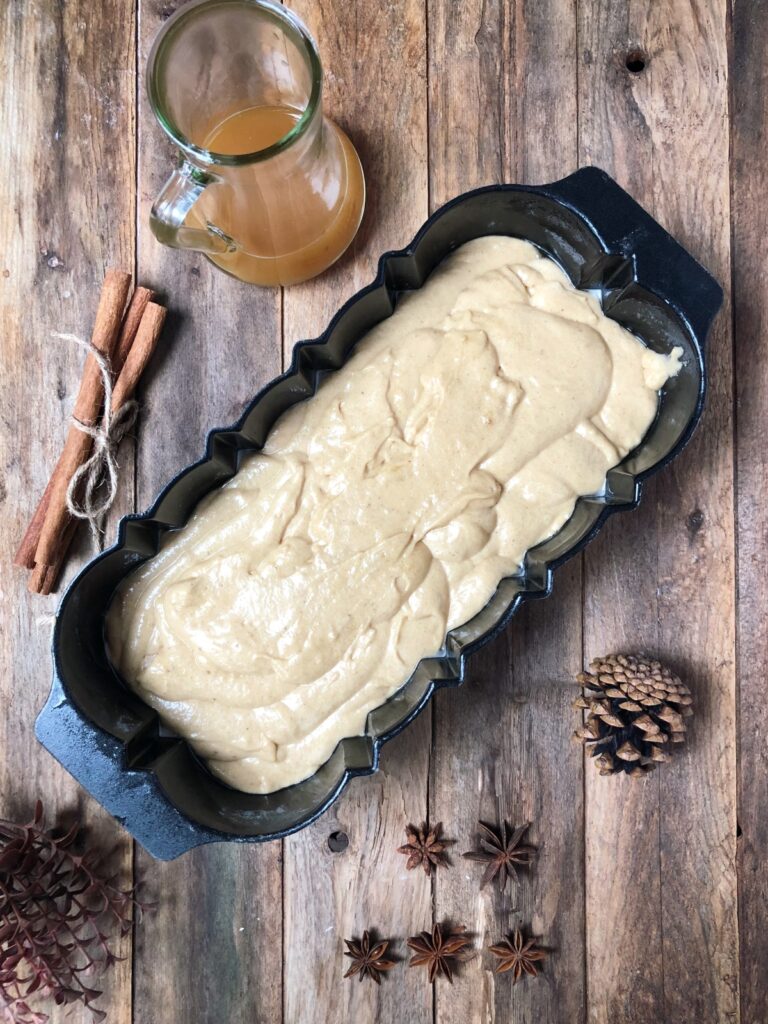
(0, 1), (136, 1022)
(282, 722), (433, 1023)
(280, 1), (431, 1020)
(730, 2), (768, 1021)
(133, 844), (282, 1023)
(579, 2), (738, 1022)
(427, 2), (584, 1021)
(1, 2), (761, 1023)
(130, 3), (283, 1023)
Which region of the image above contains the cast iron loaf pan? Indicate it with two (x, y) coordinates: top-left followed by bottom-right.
(37, 167), (722, 860)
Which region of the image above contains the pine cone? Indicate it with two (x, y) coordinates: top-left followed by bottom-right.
(574, 654), (693, 776)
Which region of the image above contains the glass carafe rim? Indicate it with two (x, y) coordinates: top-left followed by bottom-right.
(147, 0), (323, 167)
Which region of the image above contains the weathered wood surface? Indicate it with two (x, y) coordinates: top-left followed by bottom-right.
(428, 2), (586, 1023)
(131, 2), (284, 1021)
(0, 2), (136, 1022)
(579, 5), (738, 1024)
(280, 2), (432, 1022)
(1, 1), (764, 1022)
(731, 2), (768, 1021)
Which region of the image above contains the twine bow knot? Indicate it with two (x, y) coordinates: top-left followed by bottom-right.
(55, 331), (139, 540)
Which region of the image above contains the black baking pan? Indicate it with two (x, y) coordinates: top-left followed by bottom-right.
(36, 167), (722, 859)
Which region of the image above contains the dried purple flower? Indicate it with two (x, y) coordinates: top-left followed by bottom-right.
(0, 802), (148, 1023)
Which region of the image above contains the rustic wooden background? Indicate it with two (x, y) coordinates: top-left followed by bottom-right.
(1, 0), (765, 1021)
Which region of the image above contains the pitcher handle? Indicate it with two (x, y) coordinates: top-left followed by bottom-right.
(150, 160), (237, 256)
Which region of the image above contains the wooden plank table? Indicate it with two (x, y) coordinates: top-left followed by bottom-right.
(0, 1), (763, 1021)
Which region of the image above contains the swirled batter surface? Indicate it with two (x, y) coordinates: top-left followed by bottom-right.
(107, 237), (681, 793)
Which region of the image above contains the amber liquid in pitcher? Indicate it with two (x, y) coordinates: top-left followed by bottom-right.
(206, 105), (298, 154)
(187, 105), (365, 286)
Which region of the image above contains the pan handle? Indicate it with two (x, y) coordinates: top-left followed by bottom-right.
(539, 167), (723, 345)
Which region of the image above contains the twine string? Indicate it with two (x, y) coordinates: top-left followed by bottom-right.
(55, 332), (138, 540)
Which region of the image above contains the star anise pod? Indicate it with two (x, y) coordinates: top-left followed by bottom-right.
(407, 923), (472, 983)
(343, 930), (397, 984)
(462, 820), (534, 892)
(488, 927), (547, 980)
(397, 821), (453, 875)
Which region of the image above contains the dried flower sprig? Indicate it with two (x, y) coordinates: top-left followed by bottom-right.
(0, 802), (148, 1024)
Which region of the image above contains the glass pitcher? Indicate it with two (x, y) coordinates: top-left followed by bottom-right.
(147, 0), (365, 287)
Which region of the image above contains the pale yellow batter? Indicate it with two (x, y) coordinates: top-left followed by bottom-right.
(107, 237), (681, 793)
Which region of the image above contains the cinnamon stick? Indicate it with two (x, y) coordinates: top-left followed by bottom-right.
(14, 269), (132, 570)
(28, 562), (48, 595)
(114, 286), (154, 374)
(29, 551), (65, 597)
(111, 302), (166, 412)
(28, 514), (78, 596)
(14, 473), (55, 569)
(33, 269), (131, 569)
(30, 301), (167, 595)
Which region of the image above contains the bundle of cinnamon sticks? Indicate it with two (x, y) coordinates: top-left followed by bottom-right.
(15, 269), (167, 595)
